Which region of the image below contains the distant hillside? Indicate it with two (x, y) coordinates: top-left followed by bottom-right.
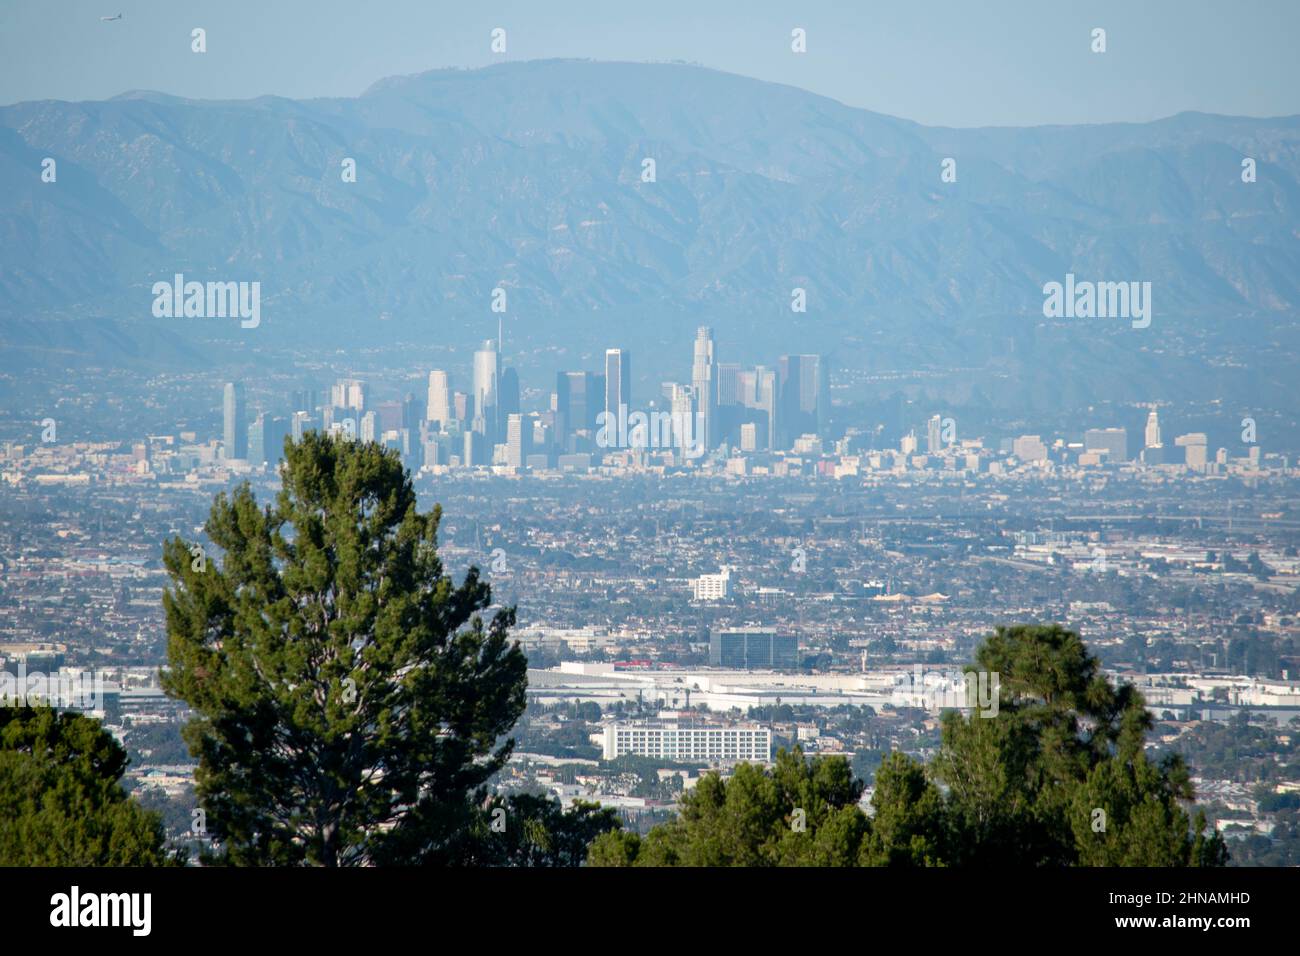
(2, 59), (1298, 412)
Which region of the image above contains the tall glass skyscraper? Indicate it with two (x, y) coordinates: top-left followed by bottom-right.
(472, 339), (499, 444)
(777, 354), (824, 448)
(223, 382), (247, 460)
(691, 327), (715, 451)
(604, 348), (630, 424)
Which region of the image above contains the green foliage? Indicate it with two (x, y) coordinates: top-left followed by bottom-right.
(0, 705), (177, 866)
(588, 748), (866, 866)
(161, 433), (528, 865)
(860, 752), (946, 866)
(933, 624), (1227, 867)
(466, 794), (623, 866)
(595, 624), (1228, 868)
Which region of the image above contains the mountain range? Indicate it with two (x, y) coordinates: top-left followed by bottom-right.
(2, 59), (1298, 415)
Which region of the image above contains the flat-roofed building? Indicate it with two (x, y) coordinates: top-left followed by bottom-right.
(602, 718), (771, 763)
(710, 627), (798, 669)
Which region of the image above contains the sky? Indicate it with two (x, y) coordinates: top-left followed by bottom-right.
(1, 0), (1298, 127)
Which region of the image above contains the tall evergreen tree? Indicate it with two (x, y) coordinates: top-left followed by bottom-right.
(932, 623), (1226, 866)
(162, 433), (528, 865)
(0, 705), (176, 866)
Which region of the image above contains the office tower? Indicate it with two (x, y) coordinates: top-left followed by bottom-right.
(291, 410), (314, 441)
(753, 365), (777, 450)
(778, 354), (824, 448)
(505, 413), (531, 468)
(250, 414), (289, 465)
(605, 348), (631, 423)
(331, 378), (368, 413)
(901, 431), (918, 456)
(691, 328), (715, 450)
(1175, 432), (1208, 471)
(402, 391), (424, 432)
(376, 401), (403, 434)
(740, 422), (758, 452)
(1144, 408), (1162, 448)
(265, 415), (289, 463)
(714, 362), (741, 446)
(556, 371), (596, 449)
(671, 384), (697, 451)
(554, 373), (571, 447)
(1085, 427), (1128, 462)
(463, 429), (486, 467)
(360, 411), (379, 444)
(452, 391), (469, 422)
(554, 373), (572, 448)
(532, 420), (553, 454)
(926, 414), (943, 454)
(716, 363), (740, 406)
(223, 382), (247, 460)
(247, 415), (265, 465)
(499, 368), (520, 426)
(290, 387), (318, 415)
(709, 628), (799, 669)
(426, 371), (451, 428)
(472, 340), (499, 443)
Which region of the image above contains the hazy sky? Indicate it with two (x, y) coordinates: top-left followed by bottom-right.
(2, 0), (1298, 127)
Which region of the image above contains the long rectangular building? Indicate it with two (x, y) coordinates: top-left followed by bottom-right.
(602, 719), (771, 763)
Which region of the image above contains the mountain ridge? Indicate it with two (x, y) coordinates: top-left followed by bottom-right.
(2, 59), (1297, 414)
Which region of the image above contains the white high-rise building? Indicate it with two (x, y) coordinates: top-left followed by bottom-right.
(926, 414), (943, 454)
(331, 378), (368, 413)
(604, 348), (631, 426)
(692, 327), (716, 451)
(472, 340), (499, 442)
(505, 412), (530, 468)
(426, 370), (451, 428)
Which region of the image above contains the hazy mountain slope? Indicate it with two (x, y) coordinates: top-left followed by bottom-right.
(1, 59), (1297, 411)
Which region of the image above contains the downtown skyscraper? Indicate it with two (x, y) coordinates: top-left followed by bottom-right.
(426, 370), (451, 429)
(778, 354), (826, 448)
(472, 339), (500, 445)
(223, 382), (247, 460)
(605, 348), (631, 425)
(692, 327), (716, 451)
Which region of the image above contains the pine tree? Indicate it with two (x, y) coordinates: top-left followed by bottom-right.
(161, 433), (528, 865)
(932, 623), (1227, 866)
(0, 705), (176, 866)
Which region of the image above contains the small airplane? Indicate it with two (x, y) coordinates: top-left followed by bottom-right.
(100, 13), (123, 21)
